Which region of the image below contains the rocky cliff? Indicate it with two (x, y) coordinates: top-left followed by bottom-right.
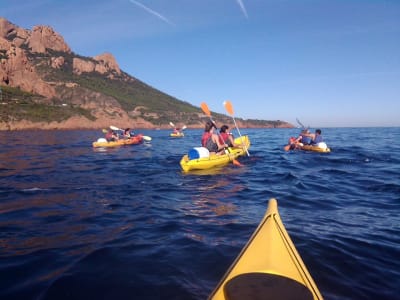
(0, 17), (293, 130)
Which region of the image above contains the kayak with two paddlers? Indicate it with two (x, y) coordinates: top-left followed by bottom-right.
(180, 135), (250, 172)
(284, 128), (330, 153)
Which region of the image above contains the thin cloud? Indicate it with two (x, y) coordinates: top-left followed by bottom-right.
(129, 0), (174, 26)
(236, 0), (248, 18)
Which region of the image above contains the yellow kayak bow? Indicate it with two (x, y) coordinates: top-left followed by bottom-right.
(209, 198), (323, 300)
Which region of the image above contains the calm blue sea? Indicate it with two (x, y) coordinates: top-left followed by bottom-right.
(0, 127), (399, 300)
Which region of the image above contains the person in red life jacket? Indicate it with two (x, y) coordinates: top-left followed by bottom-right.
(105, 129), (119, 142)
(173, 127), (181, 135)
(284, 136), (301, 151)
(219, 125), (242, 148)
(201, 120), (227, 154)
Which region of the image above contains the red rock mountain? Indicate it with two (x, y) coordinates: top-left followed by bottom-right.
(0, 17), (293, 130)
(0, 18), (120, 98)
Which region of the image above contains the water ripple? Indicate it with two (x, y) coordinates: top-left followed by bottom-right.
(0, 128), (399, 299)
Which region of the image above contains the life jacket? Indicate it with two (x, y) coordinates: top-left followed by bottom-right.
(220, 132), (235, 147)
(201, 132), (212, 147)
(105, 132), (113, 141)
(202, 132), (218, 152)
(219, 132), (229, 144)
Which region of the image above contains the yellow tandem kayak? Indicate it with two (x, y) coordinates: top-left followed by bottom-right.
(209, 198), (323, 300)
(180, 136), (250, 172)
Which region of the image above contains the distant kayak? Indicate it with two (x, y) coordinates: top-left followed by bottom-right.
(208, 198), (323, 300)
(285, 142), (331, 153)
(170, 132), (184, 137)
(180, 136), (250, 172)
(92, 134), (144, 148)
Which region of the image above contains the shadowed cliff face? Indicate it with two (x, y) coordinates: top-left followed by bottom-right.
(0, 18), (294, 130)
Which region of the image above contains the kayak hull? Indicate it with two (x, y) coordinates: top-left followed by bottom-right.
(170, 133), (184, 137)
(208, 198), (323, 300)
(299, 144), (331, 153)
(92, 135), (143, 148)
(180, 136), (250, 172)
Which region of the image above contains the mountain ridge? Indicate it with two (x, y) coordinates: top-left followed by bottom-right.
(0, 17), (293, 130)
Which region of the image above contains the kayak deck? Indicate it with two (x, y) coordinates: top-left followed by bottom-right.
(208, 198), (323, 300)
(180, 136), (250, 172)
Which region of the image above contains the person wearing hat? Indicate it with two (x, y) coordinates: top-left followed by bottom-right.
(201, 120), (227, 154)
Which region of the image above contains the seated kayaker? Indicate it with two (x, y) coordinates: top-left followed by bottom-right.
(302, 129), (323, 145)
(201, 121), (227, 154)
(105, 129), (119, 142)
(123, 128), (132, 139)
(297, 129), (311, 145)
(284, 136), (302, 151)
(219, 125), (242, 148)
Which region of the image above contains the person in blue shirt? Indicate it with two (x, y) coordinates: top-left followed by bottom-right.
(309, 129), (323, 144)
(298, 129), (312, 145)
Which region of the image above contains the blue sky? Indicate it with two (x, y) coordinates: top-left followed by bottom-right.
(1, 0), (399, 127)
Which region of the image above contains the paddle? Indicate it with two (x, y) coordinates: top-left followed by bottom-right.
(296, 118), (310, 131)
(110, 125), (152, 141)
(296, 118), (305, 129)
(200, 102), (242, 166)
(170, 122), (186, 131)
(142, 136), (152, 141)
(222, 100), (250, 156)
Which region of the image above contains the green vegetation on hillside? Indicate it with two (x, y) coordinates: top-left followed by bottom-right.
(35, 51), (199, 113)
(0, 85), (95, 123)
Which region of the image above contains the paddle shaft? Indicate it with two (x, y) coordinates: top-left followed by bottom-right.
(200, 102), (242, 166)
(223, 101), (250, 156)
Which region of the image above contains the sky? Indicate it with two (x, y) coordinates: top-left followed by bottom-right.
(1, 0), (399, 127)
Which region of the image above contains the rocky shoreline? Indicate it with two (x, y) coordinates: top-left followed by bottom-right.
(0, 118), (293, 131)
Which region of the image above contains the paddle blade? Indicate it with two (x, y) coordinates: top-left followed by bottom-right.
(110, 125), (120, 131)
(296, 118), (305, 129)
(143, 136), (152, 141)
(182, 125), (187, 130)
(102, 129), (108, 133)
(232, 159), (243, 167)
(200, 102), (211, 117)
(223, 100), (234, 116)
(169, 122), (175, 127)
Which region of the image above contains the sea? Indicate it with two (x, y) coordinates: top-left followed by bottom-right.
(0, 127), (399, 300)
